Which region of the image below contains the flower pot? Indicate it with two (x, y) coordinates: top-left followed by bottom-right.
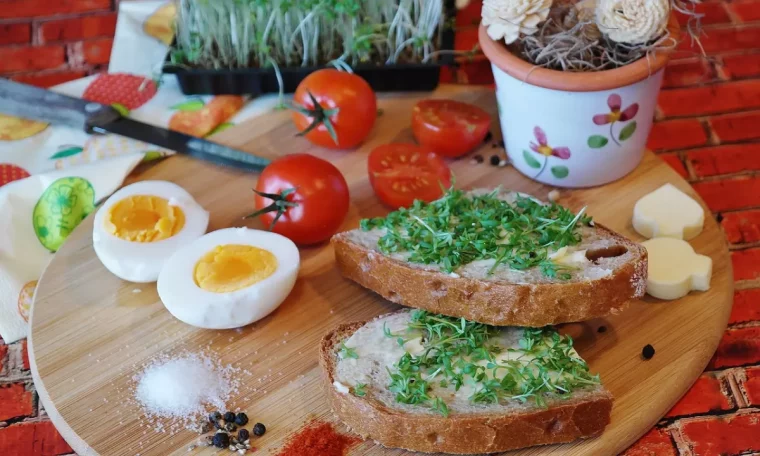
(479, 16), (680, 188)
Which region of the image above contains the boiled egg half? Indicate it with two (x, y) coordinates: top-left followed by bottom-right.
(157, 228), (300, 329)
(93, 181), (209, 283)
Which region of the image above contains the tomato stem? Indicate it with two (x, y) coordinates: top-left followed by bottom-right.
(246, 188), (299, 231)
(292, 91), (340, 145)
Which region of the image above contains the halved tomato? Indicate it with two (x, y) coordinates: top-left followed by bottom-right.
(411, 99), (491, 158)
(368, 143), (452, 209)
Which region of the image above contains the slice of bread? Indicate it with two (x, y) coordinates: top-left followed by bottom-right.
(320, 311), (613, 454)
(332, 189), (647, 327)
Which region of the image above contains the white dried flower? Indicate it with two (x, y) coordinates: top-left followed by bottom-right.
(595, 0), (670, 44)
(482, 0), (554, 45)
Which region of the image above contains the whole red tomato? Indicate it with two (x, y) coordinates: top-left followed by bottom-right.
(249, 154), (350, 245)
(292, 69), (377, 149)
(368, 143), (452, 209)
(411, 99), (491, 158)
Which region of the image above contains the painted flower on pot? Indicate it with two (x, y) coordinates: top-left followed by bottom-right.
(588, 94), (640, 148)
(523, 126), (570, 179)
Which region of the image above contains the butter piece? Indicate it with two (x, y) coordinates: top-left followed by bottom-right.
(633, 184), (704, 240)
(403, 337), (426, 356)
(549, 247), (589, 266)
(333, 381), (350, 395)
(642, 238), (712, 300)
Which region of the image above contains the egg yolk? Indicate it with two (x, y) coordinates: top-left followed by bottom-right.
(194, 244), (278, 293)
(106, 195), (185, 242)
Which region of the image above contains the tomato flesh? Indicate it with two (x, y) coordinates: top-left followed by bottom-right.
(412, 99), (491, 158)
(368, 144), (452, 209)
(254, 153), (349, 245)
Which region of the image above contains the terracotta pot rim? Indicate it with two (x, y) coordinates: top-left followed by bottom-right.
(478, 15), (681, 92)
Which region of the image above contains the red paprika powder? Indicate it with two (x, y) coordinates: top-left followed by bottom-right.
(276, 420), (361, 456)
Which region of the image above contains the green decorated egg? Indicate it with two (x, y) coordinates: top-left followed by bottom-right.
(33, 177), (96, 252)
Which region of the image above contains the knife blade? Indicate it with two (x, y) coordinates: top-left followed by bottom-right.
(0, 78), (271, 172)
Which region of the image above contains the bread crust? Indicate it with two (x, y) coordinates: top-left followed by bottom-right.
(320, 319), (614, 454)
(331, 223), (647, 327)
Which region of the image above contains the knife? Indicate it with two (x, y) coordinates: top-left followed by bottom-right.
(0, 78), (271, 172)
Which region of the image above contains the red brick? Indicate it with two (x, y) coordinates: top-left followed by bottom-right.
(0, 383), (33, 421)
(0, 343), (7, 375)
(679, 26), (760, 54)
(676, 2), (731, 26)
(0, 23), (31, 45)
(659, 153), (688, 178)
(0, 421), (72, 456)
(723, 210), (760, 245)
(710, 110), (760, 142)
(454, 27), (479, 54)
(622, 427), (677, 456)
(722, 53), (760, 79)
(37, 13), (117, 43)
(665, 373), (732, 418)
(455, 0), (482, 28)
(678, 411), (760, 456)
(0, 46), (65, 73)
(662, 58), (715, 88)
(730, 289), (760, 325)
(658, 80), (760, 117)
(647, 119), (708, 151)
(21, 339), (29, 371)
(709, 326), (760, 369)
(0, 0), (111, 19)
(82, 38), (113, 65)
(731, 0), (760, 23)
(10, 70), (87, 88)
(742, 366), (760, 405)
(687, 144), (760, 177)
(733, 248), (760, 282)
(693, 176), (760, 212)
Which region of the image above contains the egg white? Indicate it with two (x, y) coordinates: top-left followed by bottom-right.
(93, 181), (209, 283)
(157, 228), (300, 329)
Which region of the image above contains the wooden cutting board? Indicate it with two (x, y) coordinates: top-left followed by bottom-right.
(29, 86), (733, 456)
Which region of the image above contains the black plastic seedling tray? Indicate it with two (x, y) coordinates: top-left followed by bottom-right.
(164, 2), (456, 95)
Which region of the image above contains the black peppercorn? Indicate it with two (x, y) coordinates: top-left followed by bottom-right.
(642, 344), (655, 360)
(235, 412), (248, 426)
(212, 432), (230, 449)
(252, 423), (266, 436)
(223, 411), (236, 423)
(209, 411), (222, 423)
(490, 154), (500, 166)
(597, 326), (607, 333)
(238, 429), (250, 442)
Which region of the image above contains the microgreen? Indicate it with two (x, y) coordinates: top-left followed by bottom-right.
(385, 311), (600, 415)
(174, 0), (445, 70)
(354, 383), (367, 397)
(339, 342), (359, 360)
(360, 188), (593, 279)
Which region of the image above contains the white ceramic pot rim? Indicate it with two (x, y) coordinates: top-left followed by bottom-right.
(478, 15), (681, 93)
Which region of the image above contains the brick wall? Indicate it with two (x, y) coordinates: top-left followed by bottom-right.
(623, 0), (760, 454)
(2, 0), (760, 455)
(0, 339), (72, 455)
(0, 1), (118, 88)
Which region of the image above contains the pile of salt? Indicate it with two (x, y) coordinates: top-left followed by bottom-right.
(134, 352), (238, 428)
